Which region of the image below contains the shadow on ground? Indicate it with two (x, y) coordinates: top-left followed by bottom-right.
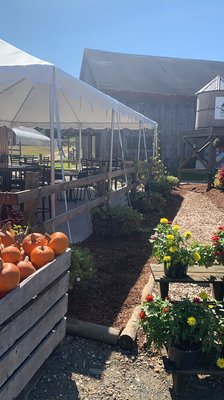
(67, 188), (185, 328)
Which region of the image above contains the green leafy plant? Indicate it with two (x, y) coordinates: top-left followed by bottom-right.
(212, 226), (224, 265)
(92, 205), (143, 236)
(139, 293), (224, 364)
(149, 218), (201, 269)
(130, 191), (166, 214)
(69, 245), (95, 289)
(190, 242), (216, 267)
(214, 167), (224, 190)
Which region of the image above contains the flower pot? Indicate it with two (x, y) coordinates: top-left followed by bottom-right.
(167, 343), (202, 369)
(164, 262), (188, 278)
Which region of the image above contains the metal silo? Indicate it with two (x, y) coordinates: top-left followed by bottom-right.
(195, 75), (224, 129)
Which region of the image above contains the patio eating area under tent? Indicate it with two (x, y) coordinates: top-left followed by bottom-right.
(0, 38), (158, 241)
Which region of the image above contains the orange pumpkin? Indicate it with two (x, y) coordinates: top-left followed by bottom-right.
(0, 222), (15, 247)
(22, 233), (47, 256)
(46, 232), (69, 256)
(1, 245), (22, 264)
(0, 258), (20, 299)
(30, 245), (54, 269)
(17, 256), (36, 282)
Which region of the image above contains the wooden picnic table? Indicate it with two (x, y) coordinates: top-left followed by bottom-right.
(150, 264), (224, 301)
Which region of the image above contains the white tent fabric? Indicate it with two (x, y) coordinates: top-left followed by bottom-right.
(0, 39), (158, 241)
(0, 39), (157, 131)
(12, 126), (50, 146)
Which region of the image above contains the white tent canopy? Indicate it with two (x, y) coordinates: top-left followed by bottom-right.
(11, 126), (50, 146)
(0, 39), (158, 240)
(0, 39), (157, 131)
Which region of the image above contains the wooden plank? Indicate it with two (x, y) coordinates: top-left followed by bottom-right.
(35, 196), (107, 232)
(0, 318), (66, 400)
(151, 264), (224, 274)
(0, 294), (68, 387)
(0, 249), (71, 325)
(0, 272), (69, 357)
(0, 192), (18, 205)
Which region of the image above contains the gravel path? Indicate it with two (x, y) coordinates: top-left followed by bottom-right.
(28, 335), (224, 400)
(27, 186), (224, 400)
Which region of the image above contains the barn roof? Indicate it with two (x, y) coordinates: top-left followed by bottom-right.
(80, 49), (224, 97)
(196, 75), (224, 93)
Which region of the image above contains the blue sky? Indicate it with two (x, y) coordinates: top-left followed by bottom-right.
(0, 0), (223, 78)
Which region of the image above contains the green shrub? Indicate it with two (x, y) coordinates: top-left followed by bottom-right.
(92, 205), (143, 236)
(130, 191), (166, 213)
(151, 178), (172, 198)
(166, 175), (180, 188)
(69, 245), (95, 289)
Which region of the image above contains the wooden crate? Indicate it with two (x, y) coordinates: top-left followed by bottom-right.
(0, 248), (71, 400)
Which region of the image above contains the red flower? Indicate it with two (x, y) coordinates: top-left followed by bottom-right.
(162, 306), (170, 313)
(213, 242), (219, 246)
(139, 310), (146, 320)
(215, 251), (221, 256)
(212, 235), (219, 241)
(218, 226), (224, 231)
(193, 297), (201, 304)
(146, 294), (154, 302)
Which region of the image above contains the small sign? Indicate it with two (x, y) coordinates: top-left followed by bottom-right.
(215, 97), (224, 119)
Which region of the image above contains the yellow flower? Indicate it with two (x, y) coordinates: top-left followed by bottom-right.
(160, 218), (168, 224)
(217, 358), (224, 369)
(183, 231), (192, 239)
(163, 255), (171, 262)
(169, 246), (177, 253)
(199, 291), (208, 300)
(166, 234), (175, 241)
(193, 252), (201, 262)
(187, 316), (196, 326)
(173, 225), (180, 231)
(208, 305), (214, 309)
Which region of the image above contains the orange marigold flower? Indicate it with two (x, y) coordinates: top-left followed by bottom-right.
(162, 306), (170, 313)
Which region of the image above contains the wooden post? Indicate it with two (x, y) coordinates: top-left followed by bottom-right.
(23, 171), (40, 225)
(0, 126), (9, 167)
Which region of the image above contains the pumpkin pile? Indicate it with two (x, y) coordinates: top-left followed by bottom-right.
(0, 223), (69, 299)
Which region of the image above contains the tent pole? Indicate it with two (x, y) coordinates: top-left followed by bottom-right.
(50, 83), (56, 221)
(153, 126), (158, 160)
(109, 109), (115, 190)
(116, 112), (128, 186)
(78, 123), (82, 171)
(53, 80), (72, 243)
(143, 126), (148, 162)
(137, 121), (142, 161)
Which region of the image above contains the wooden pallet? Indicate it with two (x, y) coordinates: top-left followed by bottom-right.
(163, 355), (224, 395)
(0, 248), (71, 400)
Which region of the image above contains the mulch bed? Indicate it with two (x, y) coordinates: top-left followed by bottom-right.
(67, 186), (187, 329)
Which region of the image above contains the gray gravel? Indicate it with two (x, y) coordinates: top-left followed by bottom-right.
(27, 334), (224, 400)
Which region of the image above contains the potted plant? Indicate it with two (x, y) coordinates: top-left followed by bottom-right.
(139, 293), (224, 369)
(214, 167), (224, 190)
(212, 226), (224, 265)
(149, 218), (201, 277)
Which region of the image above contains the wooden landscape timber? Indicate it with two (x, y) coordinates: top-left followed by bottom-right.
(66, 318), (121, 346)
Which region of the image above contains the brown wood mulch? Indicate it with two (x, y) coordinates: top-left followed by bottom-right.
(68, 184), (224, 330)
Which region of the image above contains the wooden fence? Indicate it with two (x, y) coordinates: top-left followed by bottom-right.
(0, 163), (147, 232)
